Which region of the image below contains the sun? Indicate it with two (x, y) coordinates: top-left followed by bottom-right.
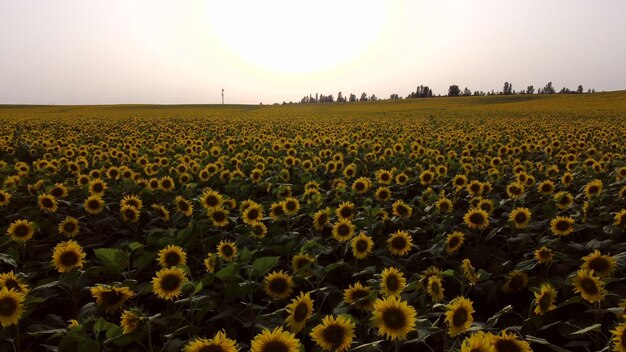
(206, 0), (387, 73)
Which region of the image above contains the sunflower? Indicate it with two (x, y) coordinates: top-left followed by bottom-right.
(0, 271), (29, 295)
(419, 170), (435, 185)
(6, 219), (35, 242)
(376, 169), (393, 184)
(291, 254), (315, 274)
(491, 331), (532, 352)
(537, 180), (555, 195)
(584, 179), (603, 198)
(436, 197), (453, 213)
(264, 271), (294, 299)
(88, 178), (107, 196)
(462, 259), (479, 285)
(0, 287), (25, 327)
(313, 208), (330, 230)
(217, 240), (238, 262)
(332, 219), (355, 242)
(285, 292), (314, 332)
(183, 331), (240, 352)
(371, 296), (417, 341)
(506, 182), (524, 199)
(270, 202), (285, 219)
(90, 285), (135, 313)
(533, 284), (557, 316)
(380, 267), (406, 297)
(199, 189), (223, 210)
(572, 269), (606, 303)
(461, 331), (494, 352)
(152, 267), (187, 301)
(581, 250), (616, 277)
(534, 246), (553, 264)
(151, 204), (170, 222)
(620, 186), (626, 199)
(466, 180), (483, 196)
(120, 205), (140, 222)
(52, 240), (86, 273)
(614, 209), (626, 227)
(427, 275), (445, 302)
(204, 253), (218, 273)
(250, 222), (268, 239)
(453, 174), (468, 190)
(0, 190), (11, 207)
(282, 197), (300, 216)
(243, 203), (263, 224)
(251, 326), (300, 352)
(554, 191), (574, 210)
(120, 309), (143, 334)
(159, 176), (175, 191)
(158, 245), (187, 268)
(84, 195), (105, 215)
(120, 194), (143, 211)
(375, 187), (392, 202)
(392, 200), (412, 218)
(445, 297), (474, 337)
(550, 216), (575, 236)
(351, 232), (374, 259)
(174, 196), (194, 217)
(503, 270), (528, 293)
(387, 230), (413, 256)
(343, 282), (375, 311)
(336, 201), (355, 220)
(612, 322), (626, 352)
(57, 217), (80, 238)
(509, 208), (531, 229)
(464, 208), (490, 230)
(209, 207), (230, 227)
(38, 193), (58, 213)
(310, 315), (355, 352)
(352, 177), (371, 194)
(446, 231), (465, 254)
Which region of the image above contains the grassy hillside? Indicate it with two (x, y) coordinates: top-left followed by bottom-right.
(1, 90), (626, 120)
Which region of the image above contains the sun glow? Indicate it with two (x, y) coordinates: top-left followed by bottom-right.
(206, 0), (387, 73)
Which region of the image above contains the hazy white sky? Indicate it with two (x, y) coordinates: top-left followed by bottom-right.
(1, 0), (625, 104)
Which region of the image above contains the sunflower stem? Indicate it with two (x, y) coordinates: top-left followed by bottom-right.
(16, 323), (21, 352)
(146, 319), (154, 352)
(394, 341), (400, 352)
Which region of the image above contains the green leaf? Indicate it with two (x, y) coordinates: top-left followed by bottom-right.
(570, 323), (601, 335)
(526, 335), (570, 352)
(94, 248), (129, 268)
(215, 263), (238, 280)
(128, 242), (144, 251)
(251, 256), (280, 276)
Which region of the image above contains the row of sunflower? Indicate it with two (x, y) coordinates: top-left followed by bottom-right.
(0, 112), (625, 351)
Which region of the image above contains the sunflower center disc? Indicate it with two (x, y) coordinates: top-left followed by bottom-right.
(494, 339), (523, 352)
(452, 308), (467, 327)
(164, 252), (180, 266)
(580, 278), (598, 295)
(0, 297), (17, 316)
(293, 303), (309, 322)
(269, 278), (287, 294)
(382, 308), (406, 330)
(60, 251), (79, 266)
(261, 341), (289, 352)
(323, 324), (345, 347)
(161, 275), (181, 292)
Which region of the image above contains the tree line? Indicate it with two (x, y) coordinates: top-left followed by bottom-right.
(291, 81), (594, 104)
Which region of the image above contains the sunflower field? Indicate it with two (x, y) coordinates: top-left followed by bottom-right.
(0, 95), (626, 352)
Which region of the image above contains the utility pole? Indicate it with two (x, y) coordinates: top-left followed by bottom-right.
(221, 89), (224, 105)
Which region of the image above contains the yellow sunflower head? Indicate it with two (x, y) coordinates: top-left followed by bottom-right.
(251, 326), (300, 352)
(464, 208), (490, 230)
(152, 267), (187, 301)
(332, 219), (355, 242)
(445, 296), (475, 337)
(0, 271), (29, 295)
(6, 219), (36, 242)
(371, 295), (417, 341)
(285, 291), (314, 333)
(120, 309), (144, 335)
(310, 315), (355, 352)
(581, 250), (616, 277)
(387, 230), (413, 256)
(264, 270), (294, 300)
(572, 269), (606, 303)
(446, 231), (465, 254)
(52, 240), (86, 273)
(550, 216), (575, 236)
(380, 267), (406, 297)
(509, 208), (531, 229)
(0, 287), (26, 328)
(351, 232), (374, 260)
(90, 285), (135, 313)
(343, 282), (374, 311)
(217, 240), (238, 262)
(158, 244), (187, 268)
(460, 331), (494, 352)
(533, 283), (557, 316)
(491, 330), (532, 352)
(183, 331), (239, 352)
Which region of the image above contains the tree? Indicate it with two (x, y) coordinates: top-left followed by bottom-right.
(389, 94), (400, 100)
(448, 85), (460, 97)
(543, 82), (555, 94)
(462, 87), (472, 96)
(360, 92), (368, 101)
(526, 85), (534, 94)
(349, 93), (356, 102)
(337, 92), (344, 102)
(503, 82), (513, 95)
(370, 94), (378, 101)
(577, 85), (584, 94)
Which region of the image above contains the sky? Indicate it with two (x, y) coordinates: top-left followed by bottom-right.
(1, 0), (625, 105)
